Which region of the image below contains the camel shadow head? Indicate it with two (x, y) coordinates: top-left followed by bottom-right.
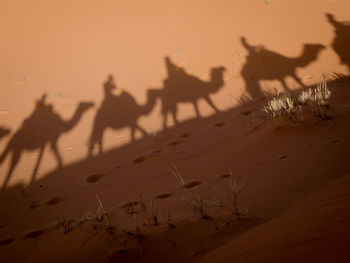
(240, 36), (246, 43)
(76, 101), (94, 113)
(0, 127), (10, 140)
(302, 43), (326, 54)
(210, 66), (226, 79)
(326, 13), (334, 22)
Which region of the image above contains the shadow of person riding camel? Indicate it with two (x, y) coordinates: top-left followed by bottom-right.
(0, 94), (93, 190)
(240, 37), (325, 99)
(158, 57), (226, 129)
(326, 13), (350, 73)
(88, 75), (159, 157)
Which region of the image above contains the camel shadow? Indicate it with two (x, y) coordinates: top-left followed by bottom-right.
(88, 75), (159, 157)
(0, 127), (10, 141)
(158, 57), (226, 129)
(326, 13), (350, 73)
(0, 94), (93, 190)
(240, 37), (325, 99)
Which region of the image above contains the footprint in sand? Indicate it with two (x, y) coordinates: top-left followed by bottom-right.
(86, 173), (104, 183)
(279, 155), (289, 160)
(180, 133), (192, 138)
(240, 110), (253, 116)
(28, 201), (40, 210)
(218, 173), (231, 179)
(120, 201), (140, 209)
(329, 139), (342, 145)
(0, 238), (15, 247)
(133, 156), (148, 164)
(46, 196), (63, 206)
(169, 140), (182, 146)
(215, 122), (226, 127)
(153, 193), (173, 199)
(23, 230), (45, 240)
(183, 181), (202, 189)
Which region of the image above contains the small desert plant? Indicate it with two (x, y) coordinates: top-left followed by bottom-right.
(306, 79), (331, 119)
(149, 200), (159, 225)
(262, 92), (303, 125)
(170, 162), (211, 220)
(228, 171), (245, 219)
(263, 78), (332, 125)
(96, 195), (113, 231)
(61, 196), (115, 234)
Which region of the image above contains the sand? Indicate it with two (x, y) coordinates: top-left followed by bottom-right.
(1, 1), (350, 262)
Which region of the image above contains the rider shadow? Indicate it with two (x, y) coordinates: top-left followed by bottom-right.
(240, 36), (325, 99)
(0, 94), (93, 190)
(88, 75), (159, 157)
(326, 13), (350, 73)
(158, 56), (226, 129)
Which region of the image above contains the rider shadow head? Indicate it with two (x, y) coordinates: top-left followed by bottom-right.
(326, 13), (350, 72)
(0, 93), (93, 190)
(160, 56), (226, 129)
(240, 36), (325, 99)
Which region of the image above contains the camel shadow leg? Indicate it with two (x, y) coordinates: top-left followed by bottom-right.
(1, 150), (21, 191)
(130, 126), (136, 142)
(162, 112), (168, 130)
(135, 124), (148, 139)
(193, 101), (201, 119)
(279, 78), (290, 92)
(171, 111), (178, 126)
(291, 73), (306, 88)
(31, 145), (45, 184)
(204, 96), (220, 113)
(51, 141), (63, 169)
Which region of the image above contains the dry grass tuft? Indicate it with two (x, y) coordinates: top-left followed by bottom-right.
(61, 196), (115, 234)
(170, 162), (211, 220)
(262, 78), (332, 125)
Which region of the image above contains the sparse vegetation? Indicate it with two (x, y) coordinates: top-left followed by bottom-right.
(262, 78), (331, 125)
(228, 171), (245, 219)
(262, 91), (303, 126)
(149, 200), (159, 225)
(60, 196), (115, 234)
(170, 162), (211, 220)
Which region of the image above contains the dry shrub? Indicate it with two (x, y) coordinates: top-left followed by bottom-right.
(262, 92), (303, 126)
(170, 162), (211, 220)
(262, 78), (331, 125)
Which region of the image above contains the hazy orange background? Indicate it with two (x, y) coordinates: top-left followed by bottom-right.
(0, 0), (349, 186)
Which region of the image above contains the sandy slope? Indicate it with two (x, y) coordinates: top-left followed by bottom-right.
(199, 174), (350, 263)
(0, 76), (349, 262)
(1, 0), (350, 262)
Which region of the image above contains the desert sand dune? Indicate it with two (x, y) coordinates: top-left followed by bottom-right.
(1, 1), (350, 262)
